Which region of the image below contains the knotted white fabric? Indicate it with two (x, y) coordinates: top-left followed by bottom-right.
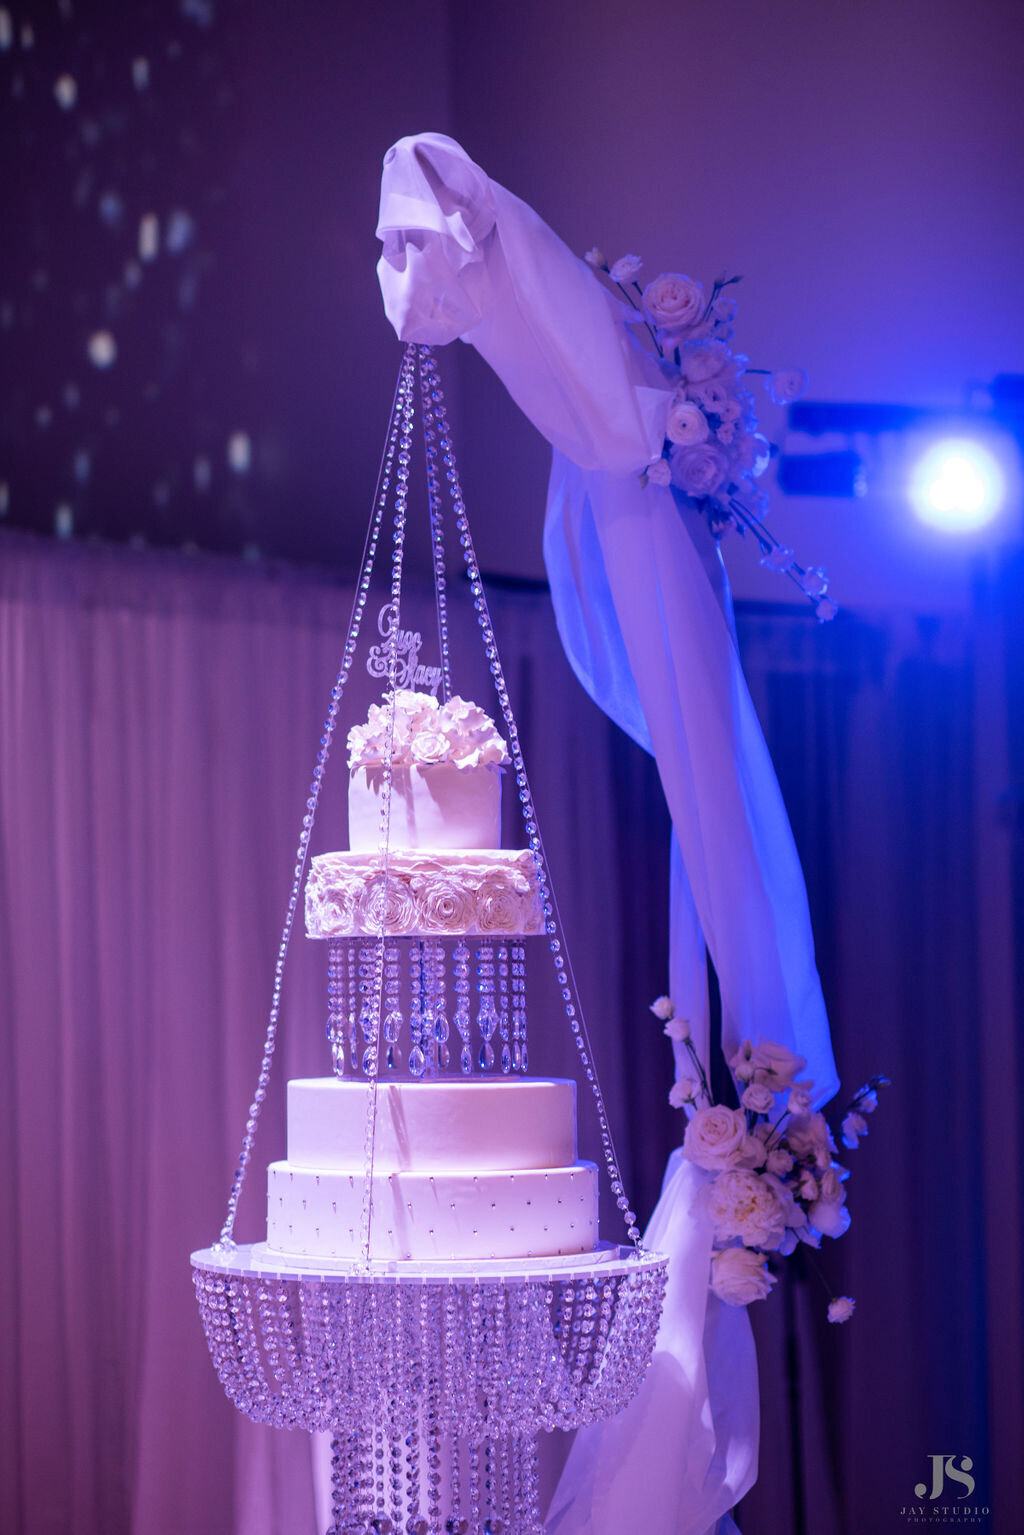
(376, 132), (839, 1535)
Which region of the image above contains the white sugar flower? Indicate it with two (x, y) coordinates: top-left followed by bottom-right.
(766, 368), (809, 405)
(609, 253), (643, 283)
(649, 995), (675, 1021)
(827, 1295), (856, 1324)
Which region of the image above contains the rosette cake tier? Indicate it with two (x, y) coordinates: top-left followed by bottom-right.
(266, 690), (599, 1266)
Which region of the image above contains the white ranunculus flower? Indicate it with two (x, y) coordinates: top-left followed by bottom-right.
(642, 272), (705, 330)
(710, 1246), (777, 1306)
(649, 995), (675, 1021)
(682, 1105), (750, 1171)
(689, 377), (733, 415)
(609, 253), (643, 283)
(670, 442), (730, 499)
(665, 399), (710, 447)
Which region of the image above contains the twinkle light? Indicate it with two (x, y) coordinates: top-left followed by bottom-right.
(908, 437), (1008, 533)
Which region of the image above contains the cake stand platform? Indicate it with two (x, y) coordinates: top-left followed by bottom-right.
(192, 1242), (668, 1535)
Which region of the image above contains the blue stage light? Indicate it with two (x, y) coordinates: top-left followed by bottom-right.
(908, 437), (1007, 532)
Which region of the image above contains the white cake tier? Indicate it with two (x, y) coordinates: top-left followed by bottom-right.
(348, 762), (501, 852)
(304, 848), (543, 937)
(285, 1078), (577, 1173)
(266, 1161), (599, 1262)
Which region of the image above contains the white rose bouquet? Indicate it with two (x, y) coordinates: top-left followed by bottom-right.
(586, 252), (836, 621)
(650, 995), (888, 1317)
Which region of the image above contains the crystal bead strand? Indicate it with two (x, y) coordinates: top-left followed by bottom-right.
(421, 1286), (443, 1534)
(383, 945), (403, 1073)
(215, 344), (414, 1248)
(326, 938), (346, 1075)
(425, 354), (641, 1245)
(475, 944), (496, 1071)
(428, 942), (450, 1071)
(408, 941), (426, 1077)
(453, 941), (472, 1075)
(510, 945), (527, 1074)
(418, 348), (453, 705)
(357, 346), (417, 1267)
(497, 946), (511, 1074)
(347, 941), (359, 1071)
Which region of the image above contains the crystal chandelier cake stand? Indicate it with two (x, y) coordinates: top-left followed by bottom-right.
(192, 346), (668, 1535)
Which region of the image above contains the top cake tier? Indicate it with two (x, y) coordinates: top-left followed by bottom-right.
(346, 690), (510, 854)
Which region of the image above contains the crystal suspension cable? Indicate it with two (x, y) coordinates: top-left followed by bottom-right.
(356, 346), (418, 1268)
(419, 346), (643, 1246)
(419, 349), (453, 704)
(215, 347), (417, 1247)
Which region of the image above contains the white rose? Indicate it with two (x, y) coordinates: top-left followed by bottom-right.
(649, 995), (675, 1022)
(827, 1295), (856, 1324)
(678, 339), (732, 383)
(609, 253), (643, 283)
(710, 1246), (776, 1306)
(688, 377), (733, 416)
(765, 368), (809, 405)
(665, 399), (710, 447)
(707, 1169), (797, 1251)
(682, 1105), (750, 1171)
(644, 457), (671, 487)
(740, 1082), (775, 1114)
(670, 442), (729, 499)
(642, 272), (705, 330)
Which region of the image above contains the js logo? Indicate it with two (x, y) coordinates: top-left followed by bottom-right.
(915, 1455), (976, 1500)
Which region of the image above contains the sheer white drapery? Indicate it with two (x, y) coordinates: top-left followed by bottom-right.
(377, 132), (839, 1534)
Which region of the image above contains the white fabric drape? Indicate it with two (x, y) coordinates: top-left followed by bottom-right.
(377, 132), (839, 1535)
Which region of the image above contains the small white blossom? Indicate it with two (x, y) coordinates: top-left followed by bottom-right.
(663, 1015), (691, 1042)
(816, 597), (839, 623)
(609, 253), (643, 283)
(669, 1077), (699, 1109)
(787, 1081), (814, 1114)
(841, 1111), (869, 1149)
(765, 368), (809, 405)
(801, 566), (829, 598)
(584, 248), (607, 270)
(827, 1295), (856, 1324)
(644, 457), (671, 487)
(760, 545), (795, 574)
(649, 995), (675, 1022)
(741, 1082), (775, 1115)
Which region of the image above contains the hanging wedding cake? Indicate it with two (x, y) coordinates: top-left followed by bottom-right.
(265, 689), (600, 1263)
